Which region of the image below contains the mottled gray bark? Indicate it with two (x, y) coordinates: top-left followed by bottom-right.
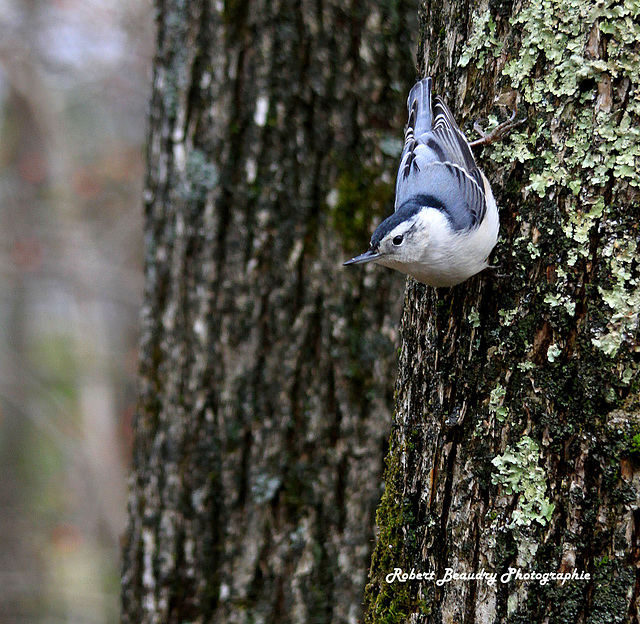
(121, 1), (419, 623)
(365, 0), (640, 622)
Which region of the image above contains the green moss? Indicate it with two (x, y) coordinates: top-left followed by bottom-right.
(586, 561), (635, 624)
(364, 438), (425, 624)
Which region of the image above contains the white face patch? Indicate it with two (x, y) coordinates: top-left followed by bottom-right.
(387, 224), (410, 244)
(382, 217), (424, 254)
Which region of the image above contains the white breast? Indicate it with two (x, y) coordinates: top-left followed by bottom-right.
(380, 183), (499, 287)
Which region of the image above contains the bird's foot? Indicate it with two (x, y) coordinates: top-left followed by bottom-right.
(485, 264), (508, 279)
(470, 107), (526, 148)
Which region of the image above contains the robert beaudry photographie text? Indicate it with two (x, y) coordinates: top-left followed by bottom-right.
(385, 567), (591, 588)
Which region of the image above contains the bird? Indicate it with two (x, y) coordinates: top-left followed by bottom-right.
(343, 77), (499, 287)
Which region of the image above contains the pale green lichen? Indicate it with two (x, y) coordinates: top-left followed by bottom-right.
(458, 9), (504, 69)
(498, 307), (519, 326)
(491, 437), (555, 528)
(489, 384), (509, 421)
(546, 343), (562, 362)
(488, 126), (537, 166)
(468, 307), (481, 328)
(503, 0), (640, 103)
(494, 0), (640, 193)
(486, 0), (640, 356)
(502, 0), (640, 189)
(517, 361), (536, 372)
(180, 149), (219, 200)
(622, 366), (635, 385)
(591, 237), (640, 356)
(543, 264), (577, 316)
(561, 196), (605, 256)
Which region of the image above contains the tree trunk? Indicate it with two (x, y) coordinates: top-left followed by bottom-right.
(120, 1), (418, 623)
(365, 0), (640, 622)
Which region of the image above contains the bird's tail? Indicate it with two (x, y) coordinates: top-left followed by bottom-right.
(407, 77), (433, 136)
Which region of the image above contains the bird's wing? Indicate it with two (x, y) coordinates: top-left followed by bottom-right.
(396, 78), (433, 197)
(430, 96), (481, 181)
(397, 162), (486, 231)
(395, 78), (487, 230)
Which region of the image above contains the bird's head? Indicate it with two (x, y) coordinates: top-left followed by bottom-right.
(343, 205), (427, 270)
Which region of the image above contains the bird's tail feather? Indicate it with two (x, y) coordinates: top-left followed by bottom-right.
(407, 77), (433, 136)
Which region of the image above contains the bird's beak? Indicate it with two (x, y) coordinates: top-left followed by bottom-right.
(343, 249), (381, 266)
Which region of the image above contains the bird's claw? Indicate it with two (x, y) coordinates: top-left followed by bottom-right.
(470, 107), (526, 148)
(485, 264), (508, 279)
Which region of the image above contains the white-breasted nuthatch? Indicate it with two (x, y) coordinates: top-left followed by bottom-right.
(343, 77), (499, 287)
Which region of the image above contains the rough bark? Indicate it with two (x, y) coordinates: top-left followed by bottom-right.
(120, 1), (419, 623)
(365, 0), (640, 622)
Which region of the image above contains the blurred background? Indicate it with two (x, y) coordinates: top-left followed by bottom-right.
(0, 0), (154, 621)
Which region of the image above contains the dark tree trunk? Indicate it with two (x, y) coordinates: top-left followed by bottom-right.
(120, 1), (418, 623)
(365, 0), (640, 622)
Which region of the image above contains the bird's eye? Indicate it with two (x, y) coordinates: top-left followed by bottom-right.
(392, 235), (404, 246)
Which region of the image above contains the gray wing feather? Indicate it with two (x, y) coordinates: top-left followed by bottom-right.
(397, 78), (432, 185)
(431, 97), (478, 176)
(395, 78), (487, 230)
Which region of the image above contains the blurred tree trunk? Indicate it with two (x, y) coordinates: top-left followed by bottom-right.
(365, 0), (640, 622)
(120, 1), (418, 623)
